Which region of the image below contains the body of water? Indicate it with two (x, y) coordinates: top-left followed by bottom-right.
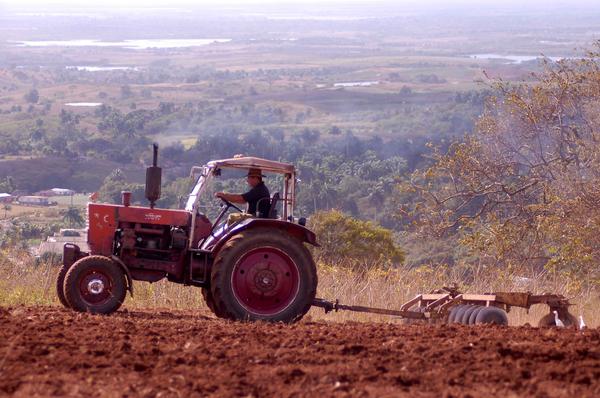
(11, 39), (231, 49)
(67, 66), (139, 72)
(334, 81), (380, 88)
(243, 12), (416, 20)
(470, 54), (564, 64)
(64, 102), (103, 107)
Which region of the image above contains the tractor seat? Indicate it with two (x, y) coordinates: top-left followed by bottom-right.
(257, 192), (280, 219)
(268, 192), (280, 219)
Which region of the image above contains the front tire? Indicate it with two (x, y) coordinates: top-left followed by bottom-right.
(211, 229), (317, 323)
(64, 256), (126, 314)
(56, 264), (71, 308)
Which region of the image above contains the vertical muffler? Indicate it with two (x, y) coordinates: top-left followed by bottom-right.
(145, 143), (161, 208)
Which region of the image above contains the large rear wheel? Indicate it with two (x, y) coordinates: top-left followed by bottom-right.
(210, 229), (317, 323)
(201, 287), (228, 318)
(64, 256), (127, 314)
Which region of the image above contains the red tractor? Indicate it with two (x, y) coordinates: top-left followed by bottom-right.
(57, 145), (318, 323)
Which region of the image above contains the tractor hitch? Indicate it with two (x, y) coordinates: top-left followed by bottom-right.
(312, 298), (428, 319)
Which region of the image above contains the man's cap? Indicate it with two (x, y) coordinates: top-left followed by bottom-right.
(247, 168), (264, 178)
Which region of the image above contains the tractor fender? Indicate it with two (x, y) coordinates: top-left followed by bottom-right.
(110, 255), (134, 297)
(63, 243), (87, 269)
(212, 218), (319, 255)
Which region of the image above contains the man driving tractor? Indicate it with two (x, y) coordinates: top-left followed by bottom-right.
(214, 167), (271, 218)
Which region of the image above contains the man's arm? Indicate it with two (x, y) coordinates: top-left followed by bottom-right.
(215, 192), (246, 204)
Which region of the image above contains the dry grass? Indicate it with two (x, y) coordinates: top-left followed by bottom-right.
(306, 263), (599, 326)
(0, 249), (597, 327)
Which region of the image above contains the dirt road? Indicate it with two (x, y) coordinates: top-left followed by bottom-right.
(1, 307), (598, 397)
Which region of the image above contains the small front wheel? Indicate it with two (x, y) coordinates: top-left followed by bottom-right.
(64, 256), (127, 314)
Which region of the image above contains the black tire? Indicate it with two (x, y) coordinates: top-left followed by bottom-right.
(201, 287), (227, 318)
(64, 255), (127, 314)
(211, 229), (317, 323)
(201, 287), (216, 312)
(452, 305), (471, 324)
(468, 306), (485, 325)
(448, 305), (466, 324)
(538, 311), (577, 327)
(56, 264), (71, 308)
(474, 307), (508, 325)
(460, 305), (478, 324)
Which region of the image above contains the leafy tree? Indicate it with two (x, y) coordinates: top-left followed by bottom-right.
(0, 224), (23, 249)
(120, 85), (133, 99)
(159, 102), (175, 115)
(0, 176), (15, 193)
(30, 119), (46, 141)
(309, 210), (404, 270)
(162, 143), (185, 162)
(157, 177), (194, 209)
(299, 128), (320, 145)
(97, 169), (159, 206)
(399, 86), (412, 96)
(24, 88), (39, 104)
(59, 109), (81, 138)
(0, 222), (62, 249)
(98, 169), (128, 204)
(329, 125), (342, 135)
(409, 46), (600, 289)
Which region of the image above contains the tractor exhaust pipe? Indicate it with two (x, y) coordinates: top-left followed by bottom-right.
(145, 143), (162, 208)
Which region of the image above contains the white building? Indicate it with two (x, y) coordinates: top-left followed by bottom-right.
(50, 188), (75, 196)
(0, 193), (13, 203)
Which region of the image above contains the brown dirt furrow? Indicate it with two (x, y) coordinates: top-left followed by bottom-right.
(0, 306), (599, 397)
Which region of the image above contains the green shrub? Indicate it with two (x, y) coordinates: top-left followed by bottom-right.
(309, 210), (404, 269)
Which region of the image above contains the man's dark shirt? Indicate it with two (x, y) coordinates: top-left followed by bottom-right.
(242, 181), (270, 217)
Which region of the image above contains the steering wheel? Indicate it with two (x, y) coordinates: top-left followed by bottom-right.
(219, 197), (243, 213)
(206, 198), (244, 241)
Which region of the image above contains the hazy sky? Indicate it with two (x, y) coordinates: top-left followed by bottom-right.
(1, 0), (597, 16)
(3, 0), (389, 6)
(0, 0), (594, 7)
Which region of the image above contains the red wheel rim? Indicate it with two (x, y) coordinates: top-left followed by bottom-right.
(231, 247), (300, 316)
(78, 268), (113, 305)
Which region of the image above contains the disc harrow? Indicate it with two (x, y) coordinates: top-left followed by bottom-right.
(312, 287), (574, 327)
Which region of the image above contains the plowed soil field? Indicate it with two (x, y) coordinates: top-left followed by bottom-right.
(1, 307), (599, 398)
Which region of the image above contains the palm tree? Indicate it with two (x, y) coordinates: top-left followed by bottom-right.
(367, 182), (387, 221)
(63, 206), (84, 227)
(2, 204), (10, 219)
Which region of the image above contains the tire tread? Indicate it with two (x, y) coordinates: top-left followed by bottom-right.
(56, 264), (71, 308)
(210, 229), (317, 323)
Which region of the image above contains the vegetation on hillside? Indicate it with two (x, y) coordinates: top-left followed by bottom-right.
(0, 4), (599, 323)
(409, 47), (600, 291)
(1, 5), (599, 301)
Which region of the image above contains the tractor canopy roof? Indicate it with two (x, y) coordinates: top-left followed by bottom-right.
(206, 156), (295, 175)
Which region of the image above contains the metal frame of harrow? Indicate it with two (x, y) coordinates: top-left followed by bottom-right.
(312, 289), (573, 324)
